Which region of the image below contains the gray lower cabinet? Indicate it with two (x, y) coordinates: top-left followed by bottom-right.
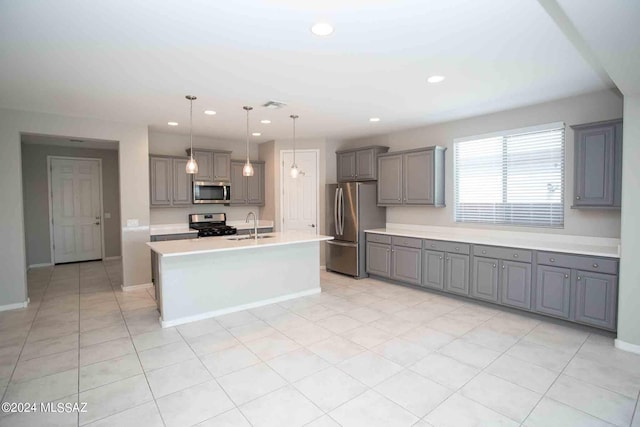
(471, 257), (499, 302)
(422, 250), (444, 290)
(574, 270), (617, 330)
(572, 119), (622, 208)
(500, 260), (532, 309)
(535, 265), (571, 319)
(366, 242), (391, 278)
(150, 156), (192, 207)
(445, 253), (470, 295)
(392, 245), (421, 285)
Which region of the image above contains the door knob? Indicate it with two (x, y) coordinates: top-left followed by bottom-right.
(310, 224), (315, 227)
(95, 222), (101, 226)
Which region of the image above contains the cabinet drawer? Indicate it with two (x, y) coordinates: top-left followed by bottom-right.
(474, 245), (532, 262)
(367, 233), (392, 244)
(536, 252), (617, 274)
(392, 236), (422, 248)
(423, 239), (470, 255)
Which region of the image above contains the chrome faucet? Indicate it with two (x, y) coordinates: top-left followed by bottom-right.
(246, 211), (258, 238)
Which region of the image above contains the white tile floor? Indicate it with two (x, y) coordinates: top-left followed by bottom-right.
(0, 261), (639, 426)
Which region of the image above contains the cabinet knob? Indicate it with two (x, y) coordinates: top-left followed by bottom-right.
(576, 196), (581, 200)
(577, 276), (582, 280)
(482, 250), (487, 254)
(565, 274), (569, 278)
(549, 258), (555, 262)
(439, 256), (442, 260)
(492, 264), (496, 268)
(431, 244), (436, 248)
(455, 247), (460, 251)
(592, 263), (599, 268)
(502, 265), (505, 269)
(513, 254), (519, 258)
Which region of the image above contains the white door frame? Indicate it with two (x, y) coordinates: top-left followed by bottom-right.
(279, 149), (320, 234)
(47, 156), (105, 264)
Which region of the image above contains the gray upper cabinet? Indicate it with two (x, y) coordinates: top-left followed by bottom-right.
(446, 253), (470, 295)
(150, 156), (192, 207)
(378, 147), (446, 207)
(500, 260), (531, 309)
(377, 154), (403, 205)
(150, 157), (172, 206)
(188, 149), (232, 183)
(336, 146), (389, 182)
(471, 257), (499, 302)
(392, 245), (422, 285)
(574, 270), (617, 330)
(230, 160), (265, 206)
(535, 265), (571, 319)
(572, 119), (622, 208)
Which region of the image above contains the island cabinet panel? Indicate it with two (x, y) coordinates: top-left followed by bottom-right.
(471, 257), (499, 302)
(366, 241), (391, 278)
(337, 151), (356, 182)
(574, 270), (617, 330)
(500, 260), (532, 309)
(404, 149), (434, 204)
(422, 250), (445, 290)
(377, 154), (403, 205)
(392, 245), (422, 285)
(336, 146), (389, 182)
(572, 119), (622, 208)
(172, 158), (192, 205)
(247, 162), (265, 205)
(150, 157), (172, 206)
(192, 150), (214, 182)
(213, 152), (231, 182)
(150, 156), (192, 207)
(534, 265), (571, 319)
(445, 253), (470, 295)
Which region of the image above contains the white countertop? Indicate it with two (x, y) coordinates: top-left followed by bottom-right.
(365, 224), (620, 258)
(149, 224), (198, 236)
(147, 231), (333, 257)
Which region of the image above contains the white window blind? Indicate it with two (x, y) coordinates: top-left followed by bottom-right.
(454, 123), (565, 227)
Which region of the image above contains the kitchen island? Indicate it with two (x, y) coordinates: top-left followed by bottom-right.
(147, 232), (333, 327)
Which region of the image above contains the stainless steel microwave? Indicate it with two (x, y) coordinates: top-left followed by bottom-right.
(193, 181), (231, 204)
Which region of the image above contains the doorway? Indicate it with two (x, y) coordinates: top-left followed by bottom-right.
(280, 149), (319, 234)
(49, 157), (104, 263)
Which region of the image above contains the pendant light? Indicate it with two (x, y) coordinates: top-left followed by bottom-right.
(185, 95), (199, 174)
(242, 106), (254, 177)
(290, 114), (300, 178)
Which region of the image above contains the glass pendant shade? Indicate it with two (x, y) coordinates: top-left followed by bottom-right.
(290, 164), (299, 178)
(243, 161), (254, 177)
(185, 95), (198, 175)
(186, 157), (198, 174)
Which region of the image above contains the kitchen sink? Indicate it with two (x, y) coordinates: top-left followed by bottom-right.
(226, 235), (274, 241)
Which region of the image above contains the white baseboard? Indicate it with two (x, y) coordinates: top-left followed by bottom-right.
(614, 338), (640, 355)
(121, 282), (153, 292)
(27, 263), (53, 270)
(0, 300), (29, 312)
(160, 287), (321, 328)
(103, 256), (122, 261)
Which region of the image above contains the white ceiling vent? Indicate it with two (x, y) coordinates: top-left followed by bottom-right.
(262, 100), (287, 109)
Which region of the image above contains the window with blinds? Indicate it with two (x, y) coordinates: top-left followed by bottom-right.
(454, 122), (565, 227)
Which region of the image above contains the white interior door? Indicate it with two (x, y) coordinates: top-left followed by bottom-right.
(282, 150), (318, 234)
(51, 158), (103, 263)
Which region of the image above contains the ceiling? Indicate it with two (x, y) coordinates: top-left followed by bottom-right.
(21, 133), (119, 150)
(0, 0), (614, 142)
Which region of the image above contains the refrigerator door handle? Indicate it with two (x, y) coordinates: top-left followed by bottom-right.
(339, 187), (345, 235)
(334, 188), (340, 235)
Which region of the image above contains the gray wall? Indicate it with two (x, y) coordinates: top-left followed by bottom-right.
(337, 89), (623, 238)
(21, 143), (122, 266)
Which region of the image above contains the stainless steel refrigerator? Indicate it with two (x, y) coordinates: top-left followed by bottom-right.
(326, 182), (386, 278)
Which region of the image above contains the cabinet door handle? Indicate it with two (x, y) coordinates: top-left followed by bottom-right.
(431, 244), (436, 248)
(565, 274), (569, 278)
(576, 196), (581, 200)
(492, 264), (496, 268)
(592, 263), (599, 268)
(502, 265), (505, 269)
(455, 247), (459, 251)
(513, 254), (519, 258)
(577, 276), (582, 280)
(549, 258), (555, 262)
(482, 250), (487, 254)
(439, 256), (442, 260)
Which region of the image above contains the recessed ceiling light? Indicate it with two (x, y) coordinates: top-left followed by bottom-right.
(167, 121), (179, 126)
(260, 119), (271, 124)
(427, 75), (445, 84)
(369, 117), (381, 122)
(311, 22), (334, 36)
(204, 110), (216, 115)
(252, 132), (261, 136)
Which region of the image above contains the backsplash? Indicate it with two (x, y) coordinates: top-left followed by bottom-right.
(150, 205), (261, 225)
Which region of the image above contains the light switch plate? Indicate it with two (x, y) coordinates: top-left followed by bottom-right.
(126, 219), (139, 227)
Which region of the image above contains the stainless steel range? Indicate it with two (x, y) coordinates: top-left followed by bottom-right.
(189, 213), (237, 237)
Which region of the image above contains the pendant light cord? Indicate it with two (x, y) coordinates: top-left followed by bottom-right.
(246, 108), (250, 163)
(190, 97), (193, 158)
